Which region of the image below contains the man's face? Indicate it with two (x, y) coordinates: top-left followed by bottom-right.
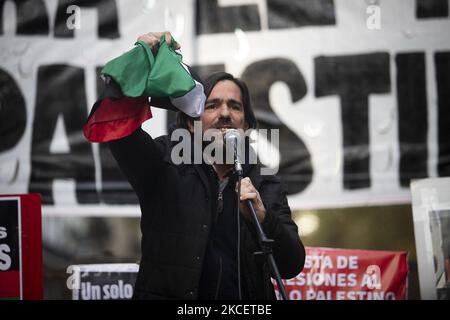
(201, 80), (247, 134)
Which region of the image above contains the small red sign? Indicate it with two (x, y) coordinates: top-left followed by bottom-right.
(0, 194), (42, 300)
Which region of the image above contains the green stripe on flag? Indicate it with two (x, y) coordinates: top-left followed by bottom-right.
(102, 36), (195, 98)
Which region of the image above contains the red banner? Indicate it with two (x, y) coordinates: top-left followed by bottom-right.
(274, 247), (408, 300)
(0, 194), (42, 300)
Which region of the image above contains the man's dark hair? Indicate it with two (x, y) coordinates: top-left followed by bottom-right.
(176, 72), (257, 130)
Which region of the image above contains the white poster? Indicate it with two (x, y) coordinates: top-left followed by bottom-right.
(411, 177), (450, 300)
(1, 0), (449, 215)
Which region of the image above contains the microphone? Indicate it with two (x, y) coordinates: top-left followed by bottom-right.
(224, 129), (243, 176)
(225, 129), (288, 300)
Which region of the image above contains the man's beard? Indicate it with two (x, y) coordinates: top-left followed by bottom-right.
(202, 135), (227, 163)
(201, 120), (242, 165)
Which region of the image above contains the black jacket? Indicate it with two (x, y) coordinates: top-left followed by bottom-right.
(108, 127), (305, 299)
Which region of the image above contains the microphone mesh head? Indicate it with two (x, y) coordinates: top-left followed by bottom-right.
(224, 129), (242, 144)
(224, 129), (244, 164)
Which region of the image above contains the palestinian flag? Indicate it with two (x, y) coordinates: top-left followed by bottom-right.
(84, 36), (205, 143)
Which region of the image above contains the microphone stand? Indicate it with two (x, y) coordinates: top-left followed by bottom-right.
(234, 153), (289, 301)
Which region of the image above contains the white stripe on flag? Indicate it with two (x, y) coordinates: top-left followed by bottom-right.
(170, 79), (205, 117)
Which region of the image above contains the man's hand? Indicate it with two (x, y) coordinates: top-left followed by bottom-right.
(237, 177), (266, 224)
(136, 31), (180, 53)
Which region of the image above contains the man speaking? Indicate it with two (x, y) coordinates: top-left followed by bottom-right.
(84, 31), (305, 300)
